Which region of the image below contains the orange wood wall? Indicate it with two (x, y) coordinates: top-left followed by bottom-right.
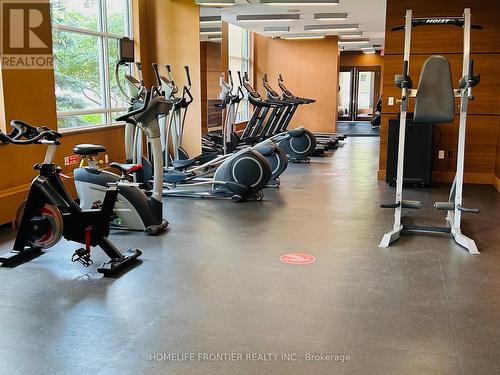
(253, 35), (339, 134)
(0, 0), (202, 225)
(139, 0), (202, 157)
(380, 0), (500, 190)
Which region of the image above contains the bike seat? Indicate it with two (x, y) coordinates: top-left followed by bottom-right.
(110, 162), (143, 175)
(73, 144), (106, 156)
(171, 158), (197, 169)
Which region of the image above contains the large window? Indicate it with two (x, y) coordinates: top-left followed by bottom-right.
(228, 23), (251, 123)
(51, 0), (132, 129)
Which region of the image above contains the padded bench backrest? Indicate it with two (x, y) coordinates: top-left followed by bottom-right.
(414, 55), (455, 124)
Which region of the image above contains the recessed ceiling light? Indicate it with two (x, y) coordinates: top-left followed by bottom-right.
(314, 13), (348, 21)
(304, 24), (358, 32)
(261, 0), (338, 5)
(264, 26), (291, 33)
(196, 0), (234, 6)
(339, 32), (363, 38)
(200, 16), (222, 25)
(200, 27), (222, 35)
(282, 33), (326, 40)
(237, 14), (300, 22)
(338, 39), (370, 45)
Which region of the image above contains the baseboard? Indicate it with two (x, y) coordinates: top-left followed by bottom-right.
(494, 175), (500, 193)
(432, 172), (494, 184)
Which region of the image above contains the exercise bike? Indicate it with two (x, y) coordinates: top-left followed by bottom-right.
(0, 120), (141, 276)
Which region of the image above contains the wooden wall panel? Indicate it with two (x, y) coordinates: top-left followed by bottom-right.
(142, 0), (202, 157)
(253, 35), (339, 134)
(380, 0), (500, 188)
(385, 0), (500, 55)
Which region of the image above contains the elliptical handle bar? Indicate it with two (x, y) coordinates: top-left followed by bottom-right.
(165, 64), (176, 91)
(237, 71), (244, 85)
(182, 85), (194, 105)
(228, 70), (234, 90)
(184, 65), (192, 88)
(0, 120), (62, 145)
(135, 62), (144, 85)
(152, 63), (162, 88)
(115, 89), (152, 122)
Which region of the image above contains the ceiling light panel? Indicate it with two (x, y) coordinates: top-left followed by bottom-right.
(196, 0), (235, 6)
(282, 33), (326, 40)
(237, 14), (300, 22)
(304, 24), (358, 32)
(261, 0), (339, 5)
(200, 16), (222, 24)
(314, 13), (347, 21)
(264, 26), (291, 32)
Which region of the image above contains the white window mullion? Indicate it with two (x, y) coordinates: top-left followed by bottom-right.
(100, 0), (112, 124)
(54, 0), (133, 129)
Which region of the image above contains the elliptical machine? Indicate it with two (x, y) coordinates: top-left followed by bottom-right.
(153, 64), (218, 166)
(0, 121), (141, 276)
(206, 70), (289, 188)
(240, 72), (317, 163)
(73, 40), (169, 235)
(73, 89), (169, 235)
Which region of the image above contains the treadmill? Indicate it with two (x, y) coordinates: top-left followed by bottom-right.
(276, 74), (346, 145)
(259, 75), (329, 155)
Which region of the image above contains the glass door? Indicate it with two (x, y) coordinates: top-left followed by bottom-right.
(338, 67), (380, 121)
(338, 68), (354, 121)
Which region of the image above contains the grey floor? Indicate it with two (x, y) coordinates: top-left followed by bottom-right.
(337, 121), (380, 137)
(0, 137), (499, 375)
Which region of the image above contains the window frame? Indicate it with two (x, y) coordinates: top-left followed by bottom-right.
(51, 0), (133, 130)
(228, 23), (252, 124)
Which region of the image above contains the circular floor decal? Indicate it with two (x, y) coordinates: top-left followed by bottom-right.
(279, 253), (316, 265)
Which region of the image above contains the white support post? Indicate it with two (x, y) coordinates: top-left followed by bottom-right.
(379, 10), (413, 248)
(449, 8), (479, 254)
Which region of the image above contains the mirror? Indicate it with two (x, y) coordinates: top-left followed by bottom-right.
(199, 7), (224, 136)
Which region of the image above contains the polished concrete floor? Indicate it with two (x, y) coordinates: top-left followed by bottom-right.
(0, 137), (499, 375)
(337, 121), (380, 137)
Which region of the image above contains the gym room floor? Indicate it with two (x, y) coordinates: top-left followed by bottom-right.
(0, 137), (499, 375)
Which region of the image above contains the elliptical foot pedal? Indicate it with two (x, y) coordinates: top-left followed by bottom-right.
(97, 249), (142, 277)
(0, 247), (43, 267)
(145, 220), (169, 235)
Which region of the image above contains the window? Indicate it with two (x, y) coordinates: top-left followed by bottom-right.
(228, 23), (251, 123)
(51, 0), (132, 129)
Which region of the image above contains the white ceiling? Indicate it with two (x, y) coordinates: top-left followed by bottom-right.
(200, 0), (387, 50)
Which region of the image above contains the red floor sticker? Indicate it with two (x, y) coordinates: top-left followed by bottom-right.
(322, 172), (341, 177)
(280, 253), (316, 265)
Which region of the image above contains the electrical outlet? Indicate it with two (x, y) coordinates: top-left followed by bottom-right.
(438, 150), (445, 159)
(388, 97), (395, 106)
(105, 154), (109, 163)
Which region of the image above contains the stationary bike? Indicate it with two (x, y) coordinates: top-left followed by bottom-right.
(0, 120), (141, 276)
